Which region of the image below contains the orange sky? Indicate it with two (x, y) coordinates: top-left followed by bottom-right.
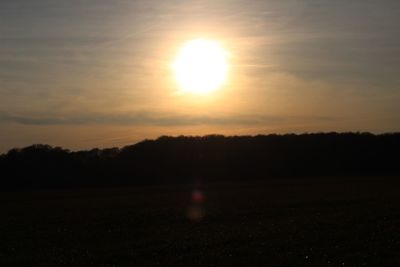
(1, 0), (400, 152)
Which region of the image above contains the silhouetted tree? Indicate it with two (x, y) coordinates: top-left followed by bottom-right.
(1, 133), (399, 190)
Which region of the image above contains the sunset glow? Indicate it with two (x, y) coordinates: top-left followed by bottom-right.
(1, 1), (400, 152)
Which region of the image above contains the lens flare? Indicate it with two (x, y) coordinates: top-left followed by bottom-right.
(187, 189), (205, 222)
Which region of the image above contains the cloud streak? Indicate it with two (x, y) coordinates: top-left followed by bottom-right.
(0, 112), (335, 127)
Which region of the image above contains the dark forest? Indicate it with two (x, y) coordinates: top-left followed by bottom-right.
(2, 132), (399, 190)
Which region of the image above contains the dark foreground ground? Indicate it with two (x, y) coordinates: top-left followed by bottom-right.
(1, 177), (400, 266)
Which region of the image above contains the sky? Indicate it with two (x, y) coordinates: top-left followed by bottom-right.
(1, 0), (400, 152)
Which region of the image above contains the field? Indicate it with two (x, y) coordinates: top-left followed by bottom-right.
(1, 177), (400, 266)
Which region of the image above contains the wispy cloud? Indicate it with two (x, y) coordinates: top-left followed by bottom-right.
(0, 112), (335, 127)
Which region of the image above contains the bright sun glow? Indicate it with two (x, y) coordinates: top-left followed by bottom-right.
(172, 39), (229, 95)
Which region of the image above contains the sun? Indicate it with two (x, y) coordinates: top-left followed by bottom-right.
(172, 39), (229, 95)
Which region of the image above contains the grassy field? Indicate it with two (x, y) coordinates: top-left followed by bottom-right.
(1, 177), (400, 266)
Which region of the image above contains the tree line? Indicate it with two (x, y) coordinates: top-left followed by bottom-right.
(1, 132), (399, 190)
